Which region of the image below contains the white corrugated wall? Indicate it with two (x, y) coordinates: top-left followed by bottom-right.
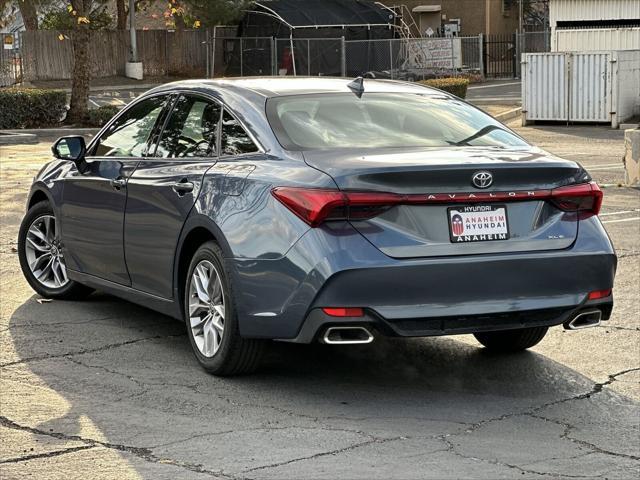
(550, 0), (640, 24)
(522, 50), (640, 127)
(522, 53), (568, 121)
(570, 53), (609, 122)
(555, 28), (640, 51)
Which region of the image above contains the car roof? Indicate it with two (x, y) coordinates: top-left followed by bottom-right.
(148, 77), (447, 99)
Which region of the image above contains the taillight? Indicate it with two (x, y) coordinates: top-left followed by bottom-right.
(271, 187), (401, 226)
(550, 182), (602, 216)
(272, 182), (603, 227)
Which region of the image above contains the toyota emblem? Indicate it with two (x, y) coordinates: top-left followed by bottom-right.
(471, 171), (493, 189)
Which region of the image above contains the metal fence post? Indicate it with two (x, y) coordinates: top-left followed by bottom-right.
(205, 28), (210, 78)
(478, 34), (485, 79)
(389, 39), (393, 79)
(271, 37), (276, 75)
(340, 36), (346, 77)
(512, 32), (518, 79)
(239, 37), (243, 76)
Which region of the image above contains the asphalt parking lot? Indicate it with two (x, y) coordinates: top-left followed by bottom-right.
(0, 122), (638, 479)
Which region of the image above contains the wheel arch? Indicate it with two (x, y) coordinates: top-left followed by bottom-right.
(27, 187), (54, 210)
(173, 215), (233, 320)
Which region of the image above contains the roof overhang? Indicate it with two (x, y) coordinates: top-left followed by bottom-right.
(412, 5), (442, 13)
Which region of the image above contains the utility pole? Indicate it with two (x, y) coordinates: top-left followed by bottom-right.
(519, 0), (524, 33)
(129, 0), (138, 62)
(125, 0), (143, 79)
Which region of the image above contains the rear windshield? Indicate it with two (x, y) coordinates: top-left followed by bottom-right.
(266, 93), (528, 150)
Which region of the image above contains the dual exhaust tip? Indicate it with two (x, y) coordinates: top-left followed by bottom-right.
(564, 309), (602, 330)
(321, 309), (602, 343)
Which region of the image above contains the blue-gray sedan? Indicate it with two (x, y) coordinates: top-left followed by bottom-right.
(18, 78), (616, 375)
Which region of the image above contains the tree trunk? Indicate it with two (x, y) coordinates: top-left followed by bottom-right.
(116, 0), (127, 30)
(67, 29), (91, 124)
(18, 0), (38, 30)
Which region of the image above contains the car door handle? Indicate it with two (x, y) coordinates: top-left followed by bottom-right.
(110, 177), (126, 190)
(172, 181), (194, 196)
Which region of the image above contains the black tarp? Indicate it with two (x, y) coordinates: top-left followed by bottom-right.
(250, 0), (395, 28)
(230, 0), (396, 76)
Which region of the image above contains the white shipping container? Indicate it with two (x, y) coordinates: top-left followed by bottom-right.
(555, 28), (640, 51)
(522, 50), (640, 128)
(550, 0), (640, 24)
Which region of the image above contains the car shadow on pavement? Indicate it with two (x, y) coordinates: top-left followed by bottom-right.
(5, 293), (639, 478)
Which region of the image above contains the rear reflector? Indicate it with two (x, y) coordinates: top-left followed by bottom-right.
(272, 182), (603, 227)
(588, 289), (612, 300)
(322, 307), (364, 317)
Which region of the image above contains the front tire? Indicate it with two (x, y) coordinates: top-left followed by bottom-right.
(184, 241), (265, 375)
(18, 201), (92, 300)
(474, 326), (548, 352)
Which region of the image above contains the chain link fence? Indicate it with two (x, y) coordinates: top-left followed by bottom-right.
(207, 36), (488, 81)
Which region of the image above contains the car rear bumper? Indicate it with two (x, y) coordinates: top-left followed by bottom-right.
(230, 218), (616, 341)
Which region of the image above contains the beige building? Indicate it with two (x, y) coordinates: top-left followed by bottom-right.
(380, 0), (520, 36)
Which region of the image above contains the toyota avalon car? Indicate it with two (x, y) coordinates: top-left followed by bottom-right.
(18, 77), (616, 375)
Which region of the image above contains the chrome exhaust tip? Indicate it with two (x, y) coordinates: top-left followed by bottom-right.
(564, 309), (602, 330)
(322, 326), (374, 344)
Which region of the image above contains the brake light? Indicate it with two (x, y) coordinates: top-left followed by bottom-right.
(588, 289), (611, 300)
(322, 307), (364, 317)
(550, 182), (602, 216)
(272, 187), (399, 226)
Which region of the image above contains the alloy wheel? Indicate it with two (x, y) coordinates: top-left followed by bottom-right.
(188, 260), (225, 357)
(24, 214), (69, 289)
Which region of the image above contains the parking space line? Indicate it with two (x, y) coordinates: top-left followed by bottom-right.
(88, 98), (100, 107)
(602, 217), (640, 224)
(588, 166), (624, 171)
(600, 210), (637, 217)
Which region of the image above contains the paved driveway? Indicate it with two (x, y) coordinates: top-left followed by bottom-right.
(0, 124), (638, 479)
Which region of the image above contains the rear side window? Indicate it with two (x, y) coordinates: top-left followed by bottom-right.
(155, 95), (221, 158)
(220, 110), (258, 156)
(93, 96), (168, 157)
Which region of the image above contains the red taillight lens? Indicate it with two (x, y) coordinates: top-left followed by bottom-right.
(322, 307), (364, 317)
(272, 187), (402, 226)
(272, 182), (604, 227)
(550, 182), (602, 216)
(588, 289), (611, 300)
(271, 188), (346, 226)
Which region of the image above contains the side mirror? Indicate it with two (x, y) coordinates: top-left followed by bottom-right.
(52, 136), (86, 163)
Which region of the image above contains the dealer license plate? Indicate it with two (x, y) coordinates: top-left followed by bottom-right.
(448, 205), (510, 243)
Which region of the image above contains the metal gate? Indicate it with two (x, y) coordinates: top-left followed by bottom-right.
(522, 52), (612, 124)
(483, 34), (517, 78)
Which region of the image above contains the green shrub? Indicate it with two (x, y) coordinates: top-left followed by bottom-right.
(87, 105), (120, 127)
(419, 77), (470, 99)
(0, 88), (67, 129)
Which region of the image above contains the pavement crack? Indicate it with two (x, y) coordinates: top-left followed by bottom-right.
(0, 333), (186, 368)
(240, 436), (405, 476)
(0, 445), (95, 464)
(0, 415), (227, 479)
(437, 435), (600, 479)
(529, 413), (640, 462)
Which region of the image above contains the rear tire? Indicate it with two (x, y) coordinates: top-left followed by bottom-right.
(18, 201), (93, 300)
(474, 326), (548, 352)
(184, 241), (265, 375)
